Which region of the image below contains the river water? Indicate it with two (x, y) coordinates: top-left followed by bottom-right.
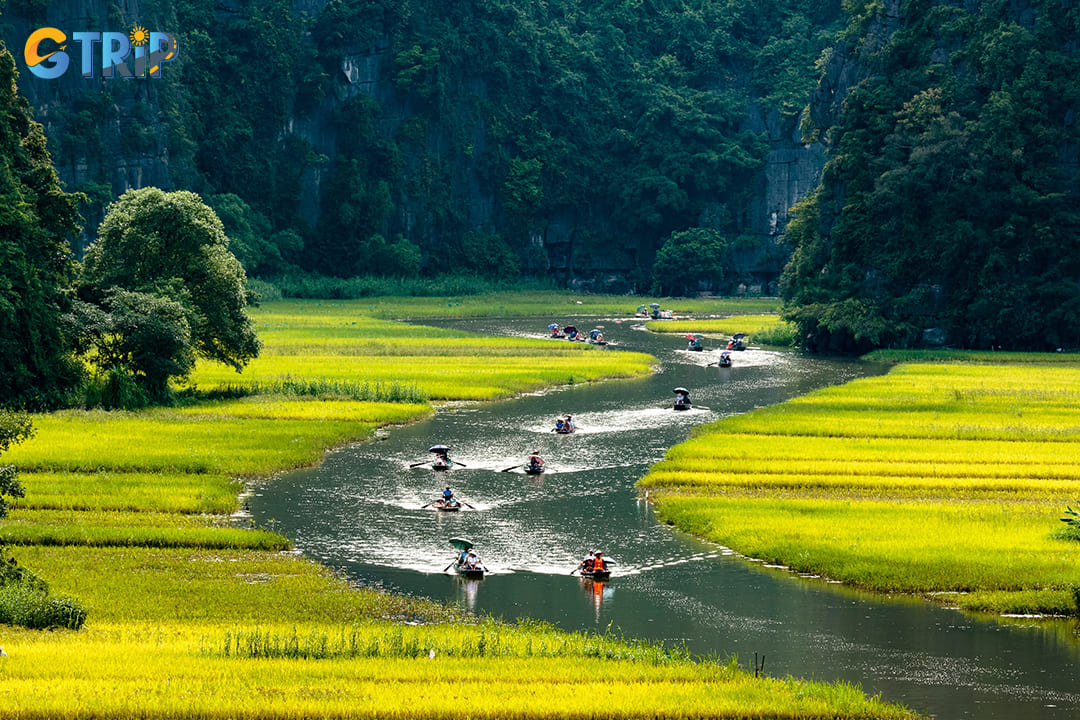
(250, 316), (1080, 719)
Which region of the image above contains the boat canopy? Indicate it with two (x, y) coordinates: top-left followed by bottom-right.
(449, 538), (474, 551)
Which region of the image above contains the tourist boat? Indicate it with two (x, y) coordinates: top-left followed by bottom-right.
(673, 387), (692, 410)
(718, 351), (732, 368)
(727, 332), (746, 351)
(554, 419), (576, 434)
(450, 538), (485, 578)
(686, 333), (705, 351)
(432, 455), (450, 471)
(547, 323), (564, 338)
(433, 498), (462, 512)
(579, 567), (611, 581)
(524, 460), (545, 475)
(455, 564), (485, 579)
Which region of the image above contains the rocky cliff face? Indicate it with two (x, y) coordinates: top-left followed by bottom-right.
(3, 0), (830, 289)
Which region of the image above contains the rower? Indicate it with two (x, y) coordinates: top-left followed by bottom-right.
(443, 486), (454, 502)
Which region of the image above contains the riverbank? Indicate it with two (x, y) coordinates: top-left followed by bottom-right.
(640, 351), (1080, 616)
(0, 297), (915, 718)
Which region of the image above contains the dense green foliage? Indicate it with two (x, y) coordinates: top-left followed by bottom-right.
(81, 188), (261, 372)
(6, 0), (844, 289)
(781, 0), (1080, 351)
(0, 409), (87, 629)
(0, 43), (82, 409)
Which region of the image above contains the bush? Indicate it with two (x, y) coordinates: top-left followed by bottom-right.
(0, 584), (87, 630)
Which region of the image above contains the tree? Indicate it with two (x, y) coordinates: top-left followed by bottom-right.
(81, 188), (261, 371)
(0, 43), (83, 409)
(0, 410), (32, 519)
(67, 290), (195, 404)
(651, 228), (730, 296)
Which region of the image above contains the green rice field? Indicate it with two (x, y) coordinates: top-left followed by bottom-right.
(645, 314), (796, 346)
(641, 356), (1080, 615)
(0, 296), (912, 719)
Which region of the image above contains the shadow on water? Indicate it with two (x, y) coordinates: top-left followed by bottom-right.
(250, 315), (1080, 720)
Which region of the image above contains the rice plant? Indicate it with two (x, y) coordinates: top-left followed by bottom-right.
(641, 357), (1080, 615)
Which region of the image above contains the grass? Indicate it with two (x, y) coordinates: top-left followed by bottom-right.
(641, 354), (1080, 615)
(288, 293), (782, 320)
(0, 296), (913, 718)
(646, 314), (797, 347)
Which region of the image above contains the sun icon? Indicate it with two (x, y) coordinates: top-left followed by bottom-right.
(129, 26), (149, 46)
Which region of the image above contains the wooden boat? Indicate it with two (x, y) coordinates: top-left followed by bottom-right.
(718, 352), (732, 368)
(432, 456), (450, 471)
(673, 387), (692, 410)
(454, 563), (485, 579)
(434, 498), (461, 512)
(580, 567), (611, 581)
(524, 462), (545, 475)
(727, 332), (746, 351)
(673, 401), (692, 411)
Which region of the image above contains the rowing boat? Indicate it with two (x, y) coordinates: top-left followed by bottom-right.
(579, 567), (611, 581)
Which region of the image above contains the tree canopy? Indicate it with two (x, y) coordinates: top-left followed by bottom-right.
(0, 42), (82, 409)
(81, 188), (261, 371)
(781, 0), (1080, 351)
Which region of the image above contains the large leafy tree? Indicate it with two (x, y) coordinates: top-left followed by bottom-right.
(651, 228), (730, 296)
(0, 43), (83, 409)
(81, 188), (261, 371)
(781, 0), (1080, 351)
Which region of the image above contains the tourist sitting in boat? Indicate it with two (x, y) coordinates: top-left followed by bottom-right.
(578, 551), (596, 573)
(526, 452), (544, 472)
(464, 551), (479, 570)
(564, 415), (575, 432)
(555, 418), (565, 432)
(593, 552), (608, 572)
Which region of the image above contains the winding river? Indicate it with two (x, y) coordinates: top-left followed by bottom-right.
(250, 316), (1080, 719)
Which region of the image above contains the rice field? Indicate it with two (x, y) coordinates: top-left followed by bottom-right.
(324, 292), (782, 320)
(640, 356), (1080, 615)
(185, 301), (656, 400)
(645, 314), (789, 335)
(0, 297), (913, 718)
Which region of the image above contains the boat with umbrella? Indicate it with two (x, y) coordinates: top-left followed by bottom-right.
(673, 387), (692, 410)
(447, 538), (485, 578)
(727, 332), (747, 351)
(547, 323), (564, 338)
(686, 333), (705, 351)
(409, 445), (467, 471)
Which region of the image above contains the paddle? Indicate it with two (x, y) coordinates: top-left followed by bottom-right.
(409, 460), (430, 468)
(443, 561), (455, 572)
(420, 502), (433, 508)
(453, 461), (468, 468)
(461, 501), (477, 510)
(500, 464), (522, 472)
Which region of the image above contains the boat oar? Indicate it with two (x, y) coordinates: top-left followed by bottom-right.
(420, 502), (433, 508)
(409, 460), (430, 468)
(461, 501), (477, 510)
(443, 561), (455, 572)
(500, 464), (522, 472)
(453, 461), (468, 468)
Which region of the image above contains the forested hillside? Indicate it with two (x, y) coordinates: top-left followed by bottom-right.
(782, 0), (1080, 351)
(1, 0), (843, 291)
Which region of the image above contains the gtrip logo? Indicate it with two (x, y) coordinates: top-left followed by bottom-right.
(24, 26), (178, 79)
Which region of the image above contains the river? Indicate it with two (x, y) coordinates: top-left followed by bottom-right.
(249, 316), (1080, 719)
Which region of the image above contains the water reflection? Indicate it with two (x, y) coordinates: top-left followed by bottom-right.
(251, 315), (1080, 719)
